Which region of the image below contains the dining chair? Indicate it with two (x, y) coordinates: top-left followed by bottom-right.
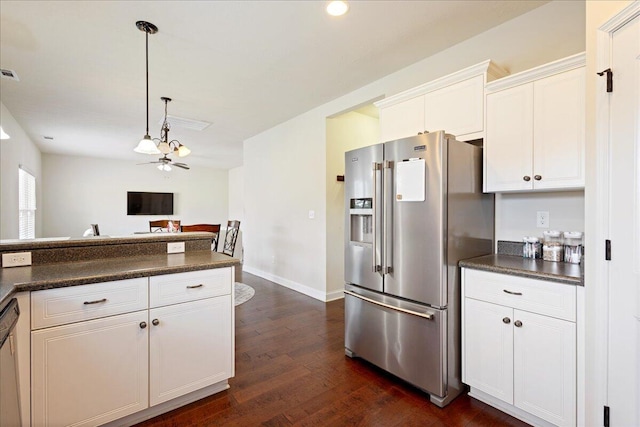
(149, 219), (180, 232)
(180, 224), (221, 251)
(221, 220), (241, 256)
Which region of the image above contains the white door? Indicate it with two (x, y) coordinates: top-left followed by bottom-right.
(31, 311), (149, 427)
(606, 12), (640, 427)
(513, 309), (576, 426)
(149, 295), (233, 406)
(463, 298), (514, 403)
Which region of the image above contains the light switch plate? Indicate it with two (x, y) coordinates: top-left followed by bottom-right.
(2, 252), (32, 267)
(167, 242), (185, 254)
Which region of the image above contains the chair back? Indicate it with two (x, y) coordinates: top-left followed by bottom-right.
(149, 219), (180, 232)
(222, 220), (241, 256)
(180, 224), (221, 251)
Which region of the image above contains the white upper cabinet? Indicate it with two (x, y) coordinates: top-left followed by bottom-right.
(376, 60), (507, 143)
(484, 53), (586, 192)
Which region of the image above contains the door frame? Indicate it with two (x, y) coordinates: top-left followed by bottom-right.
(591, 1), (640, 425)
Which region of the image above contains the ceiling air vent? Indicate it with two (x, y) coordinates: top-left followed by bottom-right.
(0, 69), (19, 81)
(159, 115), (211, 131)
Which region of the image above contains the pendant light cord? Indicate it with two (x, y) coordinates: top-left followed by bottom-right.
(145, 27), (149, 136)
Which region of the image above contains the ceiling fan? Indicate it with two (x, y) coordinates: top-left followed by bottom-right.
(138, 154), (190, 171)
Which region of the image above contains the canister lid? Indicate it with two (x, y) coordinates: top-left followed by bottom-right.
(563, 231), (583, 239)
(543, 230), (562, 238)
(523, 236), (540, 243)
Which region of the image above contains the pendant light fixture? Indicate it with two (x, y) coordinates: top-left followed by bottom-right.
(134, 20), (160, 155)
(157, 97), (191, 157)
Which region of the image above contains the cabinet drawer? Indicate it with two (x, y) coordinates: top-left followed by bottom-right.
(464, 269), (576, 321)
(149, 268), (232, 308)
(31, 278), (149, 329)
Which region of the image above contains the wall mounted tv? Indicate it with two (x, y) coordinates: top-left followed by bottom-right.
(127, 192), (174, 215)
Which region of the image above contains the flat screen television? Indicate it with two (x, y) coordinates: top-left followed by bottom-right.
(127, 192), (174, 215)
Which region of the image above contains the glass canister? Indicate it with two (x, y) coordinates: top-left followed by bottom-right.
(563, 231), (583, 264)
(523, 236), (541, 259)
(543, 230), (564, 262)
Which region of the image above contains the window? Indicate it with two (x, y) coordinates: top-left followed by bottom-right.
(19, 167), (36, 239)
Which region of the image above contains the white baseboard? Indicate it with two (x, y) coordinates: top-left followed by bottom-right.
(468, 388), (556, 427)
(243, 266), (342, 302)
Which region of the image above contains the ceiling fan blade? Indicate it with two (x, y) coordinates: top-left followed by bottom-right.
(174, 163), (190, 170)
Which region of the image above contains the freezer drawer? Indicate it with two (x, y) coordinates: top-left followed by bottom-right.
(344, 286), (446, 397)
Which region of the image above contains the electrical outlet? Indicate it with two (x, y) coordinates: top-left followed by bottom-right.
(536, 211), (550, 228)
(167, 242), (185, 254)
(308, 210), (315, 219)
(2, 252), (32, 267)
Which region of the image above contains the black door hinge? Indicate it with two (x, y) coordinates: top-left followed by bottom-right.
(604, 405), (610, 427)
(605, 240), (612, 261)
(597, 68), (613, 93)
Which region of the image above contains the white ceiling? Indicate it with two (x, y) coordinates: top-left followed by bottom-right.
(0, 1), (548, 170)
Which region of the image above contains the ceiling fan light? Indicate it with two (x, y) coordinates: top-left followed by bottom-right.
(134, 135), (161, 154)
(158, 141), (172, 154)
(326, 1), (349, 16)
(177, 144), (191, 157)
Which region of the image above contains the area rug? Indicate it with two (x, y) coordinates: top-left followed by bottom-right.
(234, 282), (255, 306)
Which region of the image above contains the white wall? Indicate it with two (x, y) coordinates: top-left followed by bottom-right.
(41, 154), (228, 237)
(495, 191), (585, 243)
(228, 166), (244, 223)
(243, 0), (586, 300)
(326, 111), (379, 300)
(0, 101), (42, 239)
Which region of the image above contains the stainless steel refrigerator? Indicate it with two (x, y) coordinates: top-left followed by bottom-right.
(344, 131), (494, 407)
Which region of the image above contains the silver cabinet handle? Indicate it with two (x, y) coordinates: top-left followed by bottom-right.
(534, 175), (542, 181)
(139, 321), (147, 329)
(344, 290), (434, 320)
(372, 162), (382, 273)
(503, 289), (522, 296)
(523, 176), (531, 182)
(152, 319), (160, 326)
(83, 298), (107, 305)
(503, 317), (511, 324)
(514, 320), (523, 327)
(186, 284), (203, 289)
(383, 160), (393, 274)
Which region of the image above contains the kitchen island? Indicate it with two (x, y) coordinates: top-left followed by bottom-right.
(1, 233), (239, 427)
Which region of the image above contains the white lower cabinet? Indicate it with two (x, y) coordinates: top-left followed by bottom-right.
(31, 310), (149, 427)
(462, 268), (576, 427)
(149, 295), (232, 406)
(30, 269), (234, 427)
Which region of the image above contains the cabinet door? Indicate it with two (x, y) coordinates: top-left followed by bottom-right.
(424, 75), (484, 139)
(378, 96), (425, 142)
(533, 67), (585, 189)
(513, 309), (576, 426)
(463, 298), (514, 404)
(485, 83), (534, 192)
(149, 295), (233, 406)
(31, 311), (149, 427)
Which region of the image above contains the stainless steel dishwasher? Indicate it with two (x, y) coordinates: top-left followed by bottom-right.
(0, 298), (21, 426)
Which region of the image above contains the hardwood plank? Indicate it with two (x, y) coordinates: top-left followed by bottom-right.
(135, 272), (530, 427)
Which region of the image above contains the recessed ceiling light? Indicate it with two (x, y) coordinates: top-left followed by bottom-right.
(326, 1), (349, 17)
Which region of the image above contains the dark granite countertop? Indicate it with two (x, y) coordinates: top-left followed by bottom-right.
(0, 232), (213, 252)
(459, 254), (583, 286)
(0, 250), (240, 308)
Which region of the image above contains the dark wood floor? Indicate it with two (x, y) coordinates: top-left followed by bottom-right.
(136, 273), (529, 427)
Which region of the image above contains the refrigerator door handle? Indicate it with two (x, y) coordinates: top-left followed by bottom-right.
(344, 290), (435, 320)
(383, 160), (393, 274)
(372, 162), (382, 272)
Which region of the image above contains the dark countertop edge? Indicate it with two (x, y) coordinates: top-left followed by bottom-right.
(459, 254), (583, 286)
(0, 232), (215, 252)
(0, 251), (240, 307)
